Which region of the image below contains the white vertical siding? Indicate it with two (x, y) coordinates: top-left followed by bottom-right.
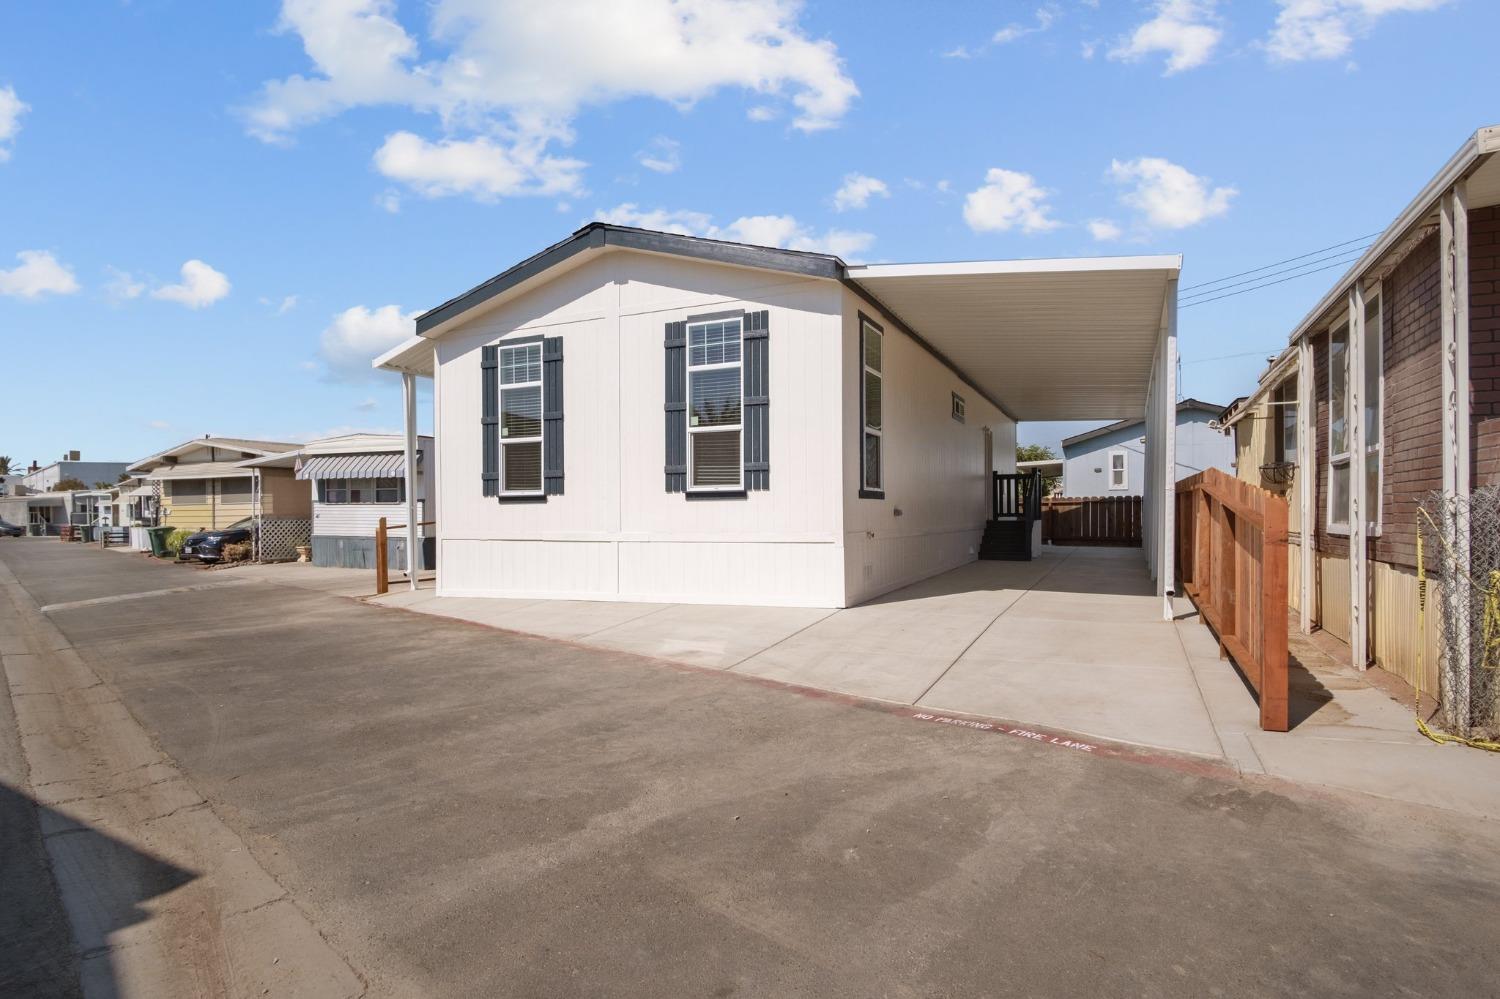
(840, 288), (1014, 605)
(433, 251), (846, 605)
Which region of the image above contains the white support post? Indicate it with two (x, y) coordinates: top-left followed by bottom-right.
(1159, 278), (1178, 621)
(1440, 180), (1472, 727)
(1347, 285), (1368, 669)
(402, 370), (422, 591)
(1296, 337), (1315, 633)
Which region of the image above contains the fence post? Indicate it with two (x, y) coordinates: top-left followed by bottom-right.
(1261, 490), (1290, 731)
(375, 517), (389, 595)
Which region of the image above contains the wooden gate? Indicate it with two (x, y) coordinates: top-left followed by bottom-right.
(1041, 496), (1142, 546)
(1175, 467), (1289, 732)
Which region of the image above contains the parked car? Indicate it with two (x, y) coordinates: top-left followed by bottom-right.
(178, 518), (253, 563)
(0, 518), (25, 538)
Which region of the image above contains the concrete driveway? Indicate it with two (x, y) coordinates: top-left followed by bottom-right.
(6, 538), (1500, 998)
(375, 546), (1500, 819)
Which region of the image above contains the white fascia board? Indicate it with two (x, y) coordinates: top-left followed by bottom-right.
(1284, 125), (1496, 348)
(373, 335), (434, 375)
(847, 254), (1182, 279)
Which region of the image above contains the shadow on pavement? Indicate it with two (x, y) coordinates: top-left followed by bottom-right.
(0, 780), (198, 999)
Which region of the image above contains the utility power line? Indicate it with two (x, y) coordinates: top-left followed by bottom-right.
(1179, 246), (1369, 304)
(1178, 231), (1382, 293)
(1179, 255), (1368, 309)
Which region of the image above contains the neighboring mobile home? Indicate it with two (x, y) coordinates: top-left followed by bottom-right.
(240, 433), (436, 570)
(374, 223), (1184, 612)
(1058, 399), (1232, 497)
(1222, 124), (1499, 707)
(128, 436), (306, 531)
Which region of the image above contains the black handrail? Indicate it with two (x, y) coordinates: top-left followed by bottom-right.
(992, 470), (1043, 523)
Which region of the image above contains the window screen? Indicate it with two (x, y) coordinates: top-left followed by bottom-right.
(499, 343), (544, 494)
(687, 318), (743, 489)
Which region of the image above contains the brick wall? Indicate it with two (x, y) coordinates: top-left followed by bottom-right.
(1472, 205), (1500, 487)
(1375, 233), (1441, 569)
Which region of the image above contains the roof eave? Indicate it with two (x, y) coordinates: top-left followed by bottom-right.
(1285, 125), (1498, 347)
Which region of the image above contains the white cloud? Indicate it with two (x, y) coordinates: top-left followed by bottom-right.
(993, 4), (1059, 44)
(317, 303), (420, 382)
(104, 266), (146, 302)
(746, 105), (778, 122)
(247, 0), (857, 200)
(962, 168), (1061, 234)
(1108, 157), (1236, 229)
(355, 397), (378, 411)
(259, 294), (299, 314)
(0, 250), (80, 299)
(0, 85), (27, 161)
(832, 173), (889, 212)
(151, 259), (231, 309)
(594, 203), (874, 258)
(1265, 0), (1448, 62)
(373, 131), (585, 200)
(595, 203), (717, 236)
(1109, 0), (1222, 74)
(1087, 219), (1123, 241)
(636, 136), (681, 174)
(375, 188), (402, 213)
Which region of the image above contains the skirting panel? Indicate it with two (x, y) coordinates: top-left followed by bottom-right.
(314, 534), (436, 571)
(842, 526), (984, 606)
(438, 538), (844, 607)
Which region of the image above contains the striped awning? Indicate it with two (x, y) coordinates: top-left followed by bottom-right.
(295, 451), (419, 481)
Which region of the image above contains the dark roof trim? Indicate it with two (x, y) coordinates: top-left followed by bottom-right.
(1061, 398), (1224, 449)
(415, 223), (842, 336)
(415, 222), (1016, 422)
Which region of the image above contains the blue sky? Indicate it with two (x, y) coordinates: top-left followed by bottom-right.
(1, 0), (1494, 466)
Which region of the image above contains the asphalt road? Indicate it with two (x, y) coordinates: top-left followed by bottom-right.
(4, 537), (1499, 998)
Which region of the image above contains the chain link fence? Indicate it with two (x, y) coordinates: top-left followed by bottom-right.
(1423, 485), (1500, 738)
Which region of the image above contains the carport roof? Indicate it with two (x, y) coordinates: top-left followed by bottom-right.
(846, 257), (1179, 422)
(378, 223), (1180, 420)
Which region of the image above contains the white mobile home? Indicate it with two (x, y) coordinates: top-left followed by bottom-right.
(376, 225), (1182, 612)
(242, 433), (436, 570)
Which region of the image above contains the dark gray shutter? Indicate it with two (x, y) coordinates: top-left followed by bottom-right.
(543, 336), (564, 496)
(664, 321), (687, 492)
(743, 310), (769, 490)
(481, 345), (499, 496)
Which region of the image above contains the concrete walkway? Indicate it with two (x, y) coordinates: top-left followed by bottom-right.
(369, 546), (1500, 820)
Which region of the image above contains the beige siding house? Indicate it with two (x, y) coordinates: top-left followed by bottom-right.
(128, 437), (305, 532)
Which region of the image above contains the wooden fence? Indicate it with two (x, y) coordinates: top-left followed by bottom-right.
(1041, 496), (1142, 547)
(374, 516), (436, 595)
(1175, 467), (1289, 732)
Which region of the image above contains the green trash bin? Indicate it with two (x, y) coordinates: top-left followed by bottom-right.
(146, 526), (174, 558)
(81, 525), (97, 543)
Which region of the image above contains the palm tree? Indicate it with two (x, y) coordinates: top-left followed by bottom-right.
(0, 456), (12, 475)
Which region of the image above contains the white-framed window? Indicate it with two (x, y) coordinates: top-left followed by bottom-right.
(951, 391), (966, 424)
(1273, 376), (1298, 465)
(1327, 320), (1350, 533)
(687, 317), (743, 491)
(499, 342), (544, 495)
(319, 477), (405, 504)
(862, 318), (883, 493)
(1108, 449), (1128, 490)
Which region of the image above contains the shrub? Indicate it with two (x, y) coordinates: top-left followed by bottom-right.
(222, 541), (252, 563)
(166, 529), (193, 557)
